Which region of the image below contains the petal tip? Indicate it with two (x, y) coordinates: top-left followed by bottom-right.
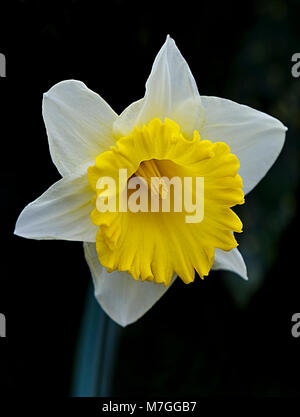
(165, 34), (175, 47)
(43, 79), (86, 98)
(14, 216), (25, 238)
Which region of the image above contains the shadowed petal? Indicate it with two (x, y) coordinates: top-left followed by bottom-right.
(212, 248), (248, 280)
(84, 242), (176, 327)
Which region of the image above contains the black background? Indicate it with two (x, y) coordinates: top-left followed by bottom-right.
(1, 0), (300, 399)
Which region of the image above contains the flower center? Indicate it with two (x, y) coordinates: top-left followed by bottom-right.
(87, 118), (244, 286)
(135, 159), (169, 199)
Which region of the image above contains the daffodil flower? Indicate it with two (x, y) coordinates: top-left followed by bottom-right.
(14, 36), (286, 326)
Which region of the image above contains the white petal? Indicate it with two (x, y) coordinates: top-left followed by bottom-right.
(84, 242), (176, 327)
(113, 98), (144, 139)
(15, 174), (97, 242)
(113, 36), (205, 139)
(200, 96), (287, 195)
(212, 248), (248, 280)
(43, 80), (117, 177)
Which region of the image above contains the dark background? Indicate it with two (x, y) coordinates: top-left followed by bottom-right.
(1, 0), (300, 398)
